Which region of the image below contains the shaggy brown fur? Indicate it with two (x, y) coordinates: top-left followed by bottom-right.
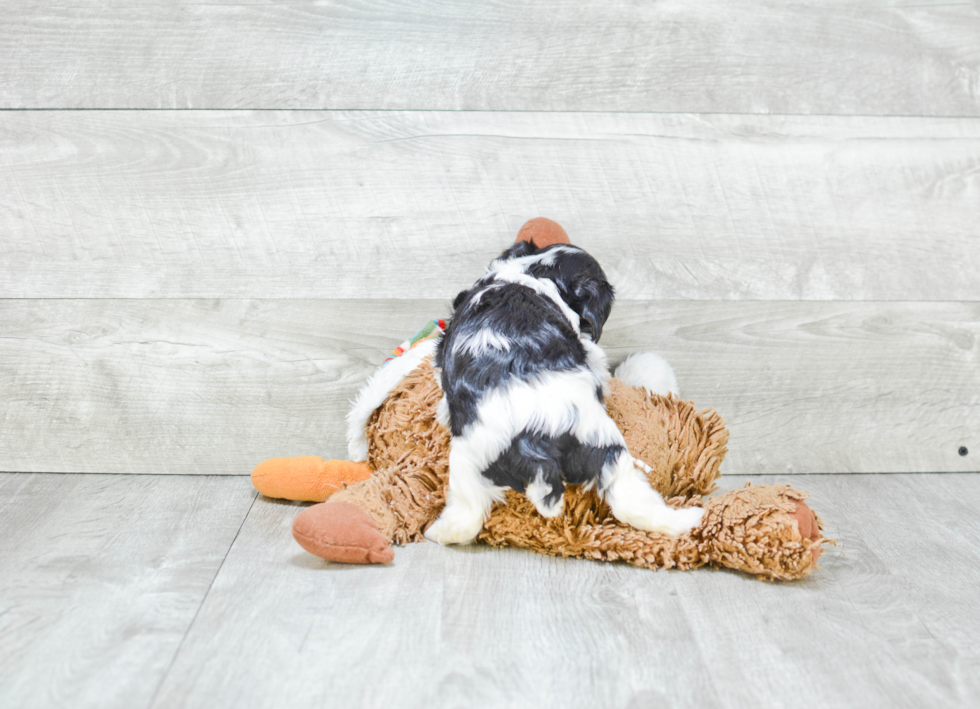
(327, 359), (824, 581)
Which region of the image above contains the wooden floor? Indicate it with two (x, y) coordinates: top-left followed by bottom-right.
(1, 1), (978, 707)
(2, 472), (979, 709)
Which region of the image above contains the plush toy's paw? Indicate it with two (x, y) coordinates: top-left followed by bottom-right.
(792, 501), (822, 565)
(292, 501), (394, 564)
(698, 485), (825, 580)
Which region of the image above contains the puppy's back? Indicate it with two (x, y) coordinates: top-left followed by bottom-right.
(437, 280), (589, 436)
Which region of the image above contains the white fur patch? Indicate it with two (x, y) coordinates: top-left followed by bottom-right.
(435, 391), (451, 429)
(581, 337), (611, 396)
(346, 338), (439, 461)
(613, 352), (680, 397)
(486, 245), (576, 273)
(452, 328), (512, 357)
(463, 280), (503, 311)
(526, 476), (564, 518)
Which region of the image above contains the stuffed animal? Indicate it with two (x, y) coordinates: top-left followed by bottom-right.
(252, 219), (826, 581)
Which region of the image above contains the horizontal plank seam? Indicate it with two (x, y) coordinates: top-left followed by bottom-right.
(2, 298), (980, 305)
(2, 471), (977, 478)
(1, 108), (979, 120)
(0, 471), (255, 478)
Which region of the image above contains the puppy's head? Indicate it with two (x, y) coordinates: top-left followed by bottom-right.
(489, 241), (615, 343)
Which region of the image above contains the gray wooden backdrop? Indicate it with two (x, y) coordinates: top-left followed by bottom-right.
(1, 0), (977, 476)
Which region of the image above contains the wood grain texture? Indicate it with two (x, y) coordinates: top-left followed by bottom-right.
(2, 110), (979, 300)
(150, 473), (980, 709)
(604, 301), (980, 475)
(0, 299), (976, 476)
(0, 299), (417, 476)
(0, 473), (256, 709)
(1, 1), (978, 114)
(665, 472), (980, 708)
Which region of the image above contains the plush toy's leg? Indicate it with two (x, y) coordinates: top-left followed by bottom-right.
(479, 484), (824, 581)
(251, 456), (373, 502)
(697, 485), (824, 579)
(292, 458), (449, 563)
(605, 379), (729, 501)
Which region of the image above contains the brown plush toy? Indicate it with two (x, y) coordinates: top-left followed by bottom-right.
(253, 219), (826, 581)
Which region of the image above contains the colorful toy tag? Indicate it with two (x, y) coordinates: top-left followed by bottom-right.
(382, 319), (446, 366)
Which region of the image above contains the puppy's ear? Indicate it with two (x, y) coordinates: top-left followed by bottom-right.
(498, 239), (539, 261)
(570, 278), (615, 343)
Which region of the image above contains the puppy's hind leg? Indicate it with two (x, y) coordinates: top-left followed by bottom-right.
(602, 449), (704, 536)
(572, 396), (704, 536)
(524, 458), (566, 519)
(424, 438), (505, 546)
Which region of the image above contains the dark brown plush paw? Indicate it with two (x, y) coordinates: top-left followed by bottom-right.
(292, 501), (394, 564)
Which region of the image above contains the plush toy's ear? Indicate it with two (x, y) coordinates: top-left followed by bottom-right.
(569, 278), (615, 343)
(516, 217), (570, 247)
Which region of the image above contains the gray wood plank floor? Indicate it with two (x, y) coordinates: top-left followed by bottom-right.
(3, 111), (979, 300)
(0, 474), (257, 709)
(2, 299), (975, 476)
(2, 472), (977, 709)
(2, 1), (978, 114)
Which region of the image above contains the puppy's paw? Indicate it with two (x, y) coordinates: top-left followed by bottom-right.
(423, 510), (483, 546)
(526, 480), (564, 518)
(615, 505), (705, 537)
(660, 506), (705, 536)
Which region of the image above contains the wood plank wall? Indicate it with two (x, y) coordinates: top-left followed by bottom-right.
(3, 1), (979, 114)
(1, 1), (977, 475)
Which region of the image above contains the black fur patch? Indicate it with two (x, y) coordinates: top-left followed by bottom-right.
(483, 432), (624, 507)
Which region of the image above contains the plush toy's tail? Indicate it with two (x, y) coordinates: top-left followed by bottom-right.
(251, 456), (373, 502)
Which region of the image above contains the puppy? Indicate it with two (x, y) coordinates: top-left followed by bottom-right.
(424, 240), (704, 545)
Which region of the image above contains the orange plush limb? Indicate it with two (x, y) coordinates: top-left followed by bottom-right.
(250, 456), (373, 502)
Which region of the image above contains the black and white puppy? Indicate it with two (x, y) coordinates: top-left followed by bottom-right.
(424, 241), (704, 545)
